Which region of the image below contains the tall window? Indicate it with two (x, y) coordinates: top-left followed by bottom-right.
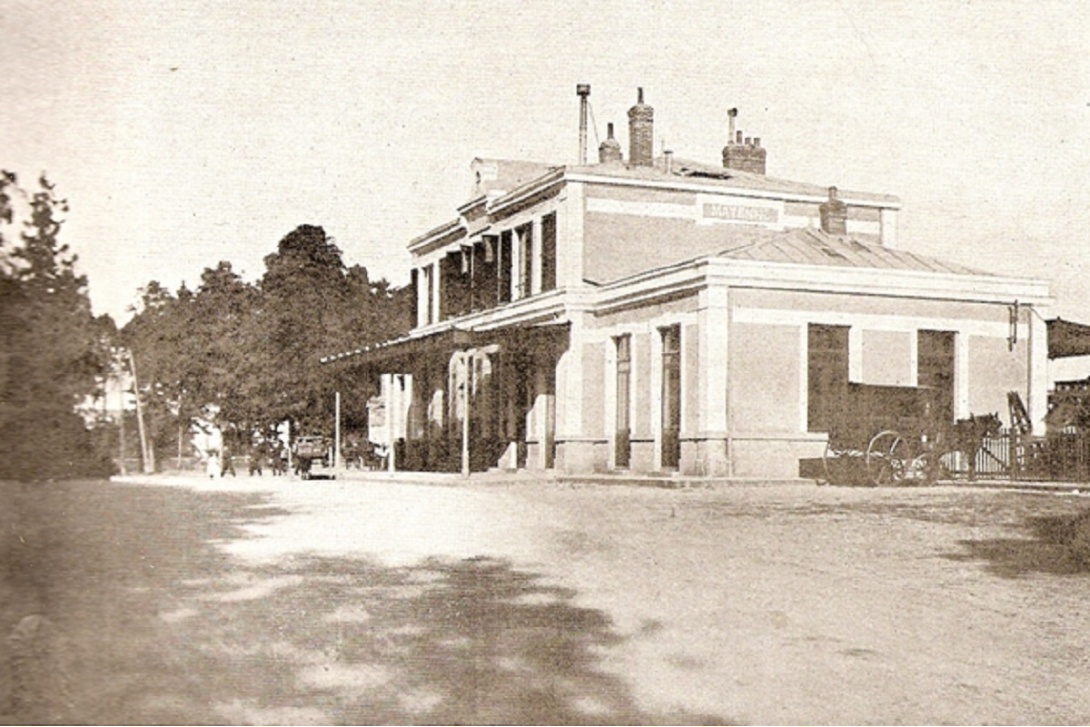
(478, 235), (499, 310)
(517, 223), (533, 299)
(541, 213), (557, 292)
(498, 231), (512, 304)
(615, 335), (632, 468)
(423, 265), (434, 325)
(660, 325), (681, 469)
(808, 324), (849, 432)
(918, 330), (955, 424)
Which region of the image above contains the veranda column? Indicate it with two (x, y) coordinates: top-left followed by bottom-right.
(697, 284), (730, 476)
(1028, 306), (1049, 436)
(531, 218), (543, 295)
(553, 311), (588, 472)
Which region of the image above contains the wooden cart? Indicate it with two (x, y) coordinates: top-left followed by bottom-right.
(821, 383), (942, 486)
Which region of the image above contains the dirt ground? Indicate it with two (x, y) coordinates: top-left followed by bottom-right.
(3, 474), (1090, 725)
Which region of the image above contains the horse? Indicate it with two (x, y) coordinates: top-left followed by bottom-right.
(948, 413), (1002, 481)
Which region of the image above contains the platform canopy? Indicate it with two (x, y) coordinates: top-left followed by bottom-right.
(320, 322), (570, 369)
(1047, 318), (1090, 359)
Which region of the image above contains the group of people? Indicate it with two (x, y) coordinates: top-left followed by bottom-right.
(203, 434), (388, 479)
(205, 439), (290, 478)
(245, 439), (290, 477)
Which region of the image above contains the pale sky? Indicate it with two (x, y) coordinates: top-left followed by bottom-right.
(2, 0), (1088, 325)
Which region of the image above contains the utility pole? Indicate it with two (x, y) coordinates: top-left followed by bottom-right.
(334, 391), (342, 471)
(125, 348), (155, 474)
(117, 354), (127, 476)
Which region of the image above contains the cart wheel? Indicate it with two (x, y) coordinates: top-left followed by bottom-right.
(866, 430), (907, 486)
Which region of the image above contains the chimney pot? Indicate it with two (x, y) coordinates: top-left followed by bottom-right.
(723, 120), (767, 175)
(820, 185), (848, 235)
(627, 87), (654, 167)
(598, 121), (623, 163)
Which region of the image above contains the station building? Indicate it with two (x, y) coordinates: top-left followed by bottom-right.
(324, 87), (1052, 479)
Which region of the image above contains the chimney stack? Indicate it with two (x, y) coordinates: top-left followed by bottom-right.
(722, 109), (767, 175)
(599, 122), (623, 163)
(819, 186), (848, 235)
(627, 87), (654, 167)
(577, 83), (591, 165)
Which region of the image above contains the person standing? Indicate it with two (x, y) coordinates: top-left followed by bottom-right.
(206, 449), (220, 479)
(220, 443), (237, 477)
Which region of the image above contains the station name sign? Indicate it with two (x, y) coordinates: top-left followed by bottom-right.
(701, 200), (780, 224)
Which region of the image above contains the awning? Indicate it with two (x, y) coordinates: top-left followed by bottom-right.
(320, 321), (570, 369)
(1047, 318), (1090, 359)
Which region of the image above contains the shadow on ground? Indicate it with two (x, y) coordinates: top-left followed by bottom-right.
(945, 510), (1090, 578)
(0, 480), (729, 725)
(182, 555), (727, 725)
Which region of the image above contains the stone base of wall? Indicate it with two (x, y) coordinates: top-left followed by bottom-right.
(731, 436), (826, 479)
(555, 435), (827, 479)
(629, 440), (656, 473)
(680, 438), (730, 476)
(555, 439), (609, 473)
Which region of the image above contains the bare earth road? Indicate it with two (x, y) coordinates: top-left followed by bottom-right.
(3, 474), (1090, 724)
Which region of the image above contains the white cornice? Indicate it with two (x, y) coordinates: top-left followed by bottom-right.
(567, 172), (901, 209)
(590, 256), (1052, 314)
(408, 289), (570, 336)
(407, 220), (466, 255)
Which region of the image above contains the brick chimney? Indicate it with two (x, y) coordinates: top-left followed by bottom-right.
(819, 186), (848, 235)
(627, 88), (654, 167)
(599, 122), (623, 163)
(721, 110), (767, 175)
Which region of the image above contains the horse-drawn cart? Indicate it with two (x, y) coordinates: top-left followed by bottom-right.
(821, 383), (943, 486)
(820, 383), (1002, 486)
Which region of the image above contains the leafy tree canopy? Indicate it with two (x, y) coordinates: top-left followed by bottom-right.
(0, 172), (114, 480)
(123, 224), (412, 459)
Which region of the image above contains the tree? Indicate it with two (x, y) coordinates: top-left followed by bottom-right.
(0, 172), (113, 480)
(124, 223), (414, 459)
(249, 225), (412, 434)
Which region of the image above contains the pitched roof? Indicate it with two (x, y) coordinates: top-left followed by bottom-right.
(716, 226), (984, 275)
(583, 211), (984, 285)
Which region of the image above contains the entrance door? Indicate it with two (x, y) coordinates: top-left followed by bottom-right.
(514, 358), (530, 469)
(660, 325), (681, 469)
(615, 335), (632, 468)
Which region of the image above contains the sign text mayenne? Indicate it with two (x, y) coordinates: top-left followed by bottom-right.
(702, 202), (779, 223)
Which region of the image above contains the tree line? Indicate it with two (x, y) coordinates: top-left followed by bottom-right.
(0, 172), (412, 481)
